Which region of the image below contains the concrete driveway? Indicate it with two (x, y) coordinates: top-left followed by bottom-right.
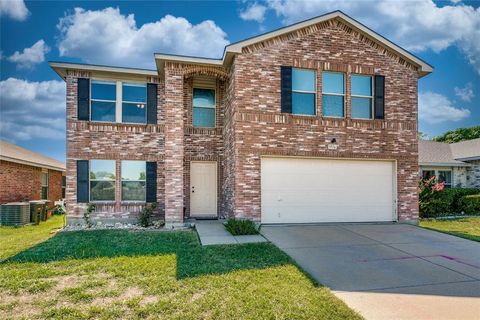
(261, 224), (480, 320)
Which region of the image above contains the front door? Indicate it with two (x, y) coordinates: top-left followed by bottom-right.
(190, 161), (217, 218)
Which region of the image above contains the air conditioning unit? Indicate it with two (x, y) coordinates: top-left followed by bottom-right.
(0, 202), (30, 226)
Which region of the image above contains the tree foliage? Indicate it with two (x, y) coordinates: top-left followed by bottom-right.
(433, 126), (480, 143)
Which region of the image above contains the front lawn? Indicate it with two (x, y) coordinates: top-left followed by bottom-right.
(0, 223), (360, 319)
(419, 217), (480, 242)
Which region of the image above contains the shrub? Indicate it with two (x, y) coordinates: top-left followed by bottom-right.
(84, 203), (96, 227)
(138, 203), (157, 227)
(224, 218), (259, 235)
(458, 194), (480, 215)
(419, 177), (480, 218)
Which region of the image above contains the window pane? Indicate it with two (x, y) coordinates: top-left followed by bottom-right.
(90, 181), (115, 201)
(121, 161), (146, 181)
(292, 92), (315, 115)
(62, 188), (65, 199)
(90, 160), (115, 180)
(422, 170), (435, 180)
(438, 171), (452, 184)
(193, 89), (215, 108)
(91, 81), (116, 101)
(193, 107), (215, 127)
(293, 69), (316, 92)
(322, 95), (344, 117)
(322, 72), (344, 94)
(42, 173), (48, 186)
(351, 97), (372, 119)
(122, 102), (146, 123)
(123, 83), (146, 103)
(351, 75), (372, 96)
(62, 176), (66, 187)
(91, 101), (116, 122)
(41, 186), (48, 200)
(122, 181), (146, 201)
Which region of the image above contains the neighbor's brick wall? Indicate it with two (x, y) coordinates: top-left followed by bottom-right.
(0, 160), (63, 204)
(228, 18), (420, 222)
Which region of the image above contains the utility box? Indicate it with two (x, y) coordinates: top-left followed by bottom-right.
(0, 202), (30, 226)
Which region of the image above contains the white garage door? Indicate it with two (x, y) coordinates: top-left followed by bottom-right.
(261, 157), (396, 223)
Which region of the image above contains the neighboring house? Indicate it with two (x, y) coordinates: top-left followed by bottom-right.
(50, 11), (432, 226)
(0, 140), (66, 204)
(419, 139), (480, 188)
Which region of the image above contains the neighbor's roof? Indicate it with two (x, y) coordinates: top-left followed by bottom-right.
(419, 139), (480, 167)
(450, 138), (480, 161)
(0, 140), (66, 172)
(155, 10), (433, 77)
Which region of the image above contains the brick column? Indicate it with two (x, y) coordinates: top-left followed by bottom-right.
(164, 66), (185, 226)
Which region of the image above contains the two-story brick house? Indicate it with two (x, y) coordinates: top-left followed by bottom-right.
(51, 11), (432, 226)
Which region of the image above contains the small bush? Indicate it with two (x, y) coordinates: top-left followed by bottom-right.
(458, 194), (480, 215)
(224, 218), (259, 235)
(138, 203), (157, 227)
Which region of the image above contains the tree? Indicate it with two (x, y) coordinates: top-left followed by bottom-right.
(433, 125), (480, 143)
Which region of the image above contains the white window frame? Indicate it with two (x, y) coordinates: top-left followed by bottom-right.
(90, 79), (147, 124)
(120, 160), (147, 202)
(41, 170), (48, 200)
(192, 87), (216, 128)
(322, 71), (345, 118)
(351, 74), (374, 120)
(89, 160), (116, 203)
(292, 68), (317, 116)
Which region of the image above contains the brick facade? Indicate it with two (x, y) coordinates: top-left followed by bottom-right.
(61, 16), (423, 225)
(0, 160), (63, 205)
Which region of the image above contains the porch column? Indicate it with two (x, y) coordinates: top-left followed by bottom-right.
(164, 65), (184, 226)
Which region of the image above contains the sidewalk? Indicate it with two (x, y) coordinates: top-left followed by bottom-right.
(195, 220), (267, 246)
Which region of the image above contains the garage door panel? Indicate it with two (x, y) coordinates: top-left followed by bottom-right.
(261, 158), (395, 223)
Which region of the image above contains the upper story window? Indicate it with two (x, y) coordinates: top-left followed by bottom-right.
(351, 75), (373, 119)
(193, 88), (215, 128)
(292, 68), (316, 115)
(121, 161), (146, 201)
(89, 160), (116, 201)
(91, 80), (116, 122)
(322, 72), (345, 118)
(41, 171), (48, 200)
(122, 83), (147, 124)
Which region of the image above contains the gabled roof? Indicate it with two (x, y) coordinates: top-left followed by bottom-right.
(450, 138), (480, 161)
(0, 140), (66, 172)
(155, 10), (433, 77)
(419, 138), (480, 167)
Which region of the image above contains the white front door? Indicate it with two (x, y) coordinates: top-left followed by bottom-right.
(190, 161), (217, 217)
(261, 157), (396, 223)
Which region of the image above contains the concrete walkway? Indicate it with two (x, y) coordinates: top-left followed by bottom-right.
(262, 223), (480, 320)
(195, 220), (267, 246)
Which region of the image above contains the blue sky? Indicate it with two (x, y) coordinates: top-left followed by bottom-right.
(1, 0), (479, 162)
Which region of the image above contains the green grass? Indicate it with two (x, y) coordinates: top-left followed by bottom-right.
(420, 217), (480, 242)
(0, 215), (64, 260)
(0, 223), (360, 320)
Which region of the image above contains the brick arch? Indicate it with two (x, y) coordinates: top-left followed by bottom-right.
(182, 66), (228, 81)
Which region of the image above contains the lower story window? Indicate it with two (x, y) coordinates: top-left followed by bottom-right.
(41, 171), (48, 200)
(62, 175), (66, 198)
(90, 160), (116, 201)
(121, 161), (146, 201)
(438, 170), (452, 188)
(422, 170), (435, 180)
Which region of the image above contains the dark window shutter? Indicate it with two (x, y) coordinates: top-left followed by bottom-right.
(147, 83), (158, 124)
(146, 161), (157, 202)
(374, 75), (385, 119)
(77, 78), (90, 121)
(280, 66), (292, 113)
(77, 160), (89, 203)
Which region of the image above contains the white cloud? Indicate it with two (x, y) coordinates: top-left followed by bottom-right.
(0, 0), (29, 21)
(0, 78), (65, 142)
(263, 0), (480, 74)
(419, 91), (470, 124)
(454, 83), (475, 102)
(240, 3), (268, 23)
(56, 7), (229, 69)
(7, 40), (50, 69)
